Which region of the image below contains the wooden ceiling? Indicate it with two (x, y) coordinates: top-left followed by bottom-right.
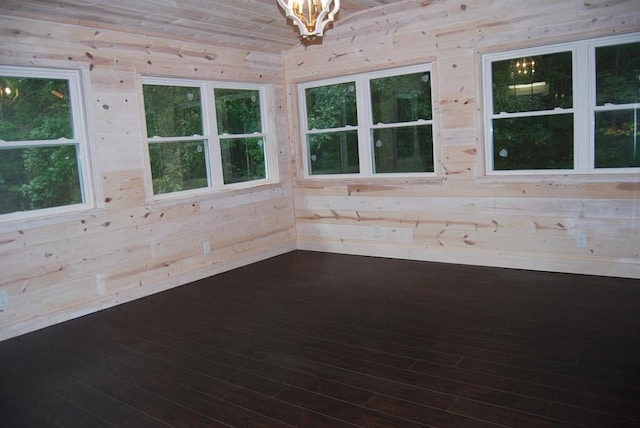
(0, 0), (401, 53)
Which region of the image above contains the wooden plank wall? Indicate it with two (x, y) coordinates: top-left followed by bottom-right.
(284, 0), (640, 278)
(0, 16), (296, 340)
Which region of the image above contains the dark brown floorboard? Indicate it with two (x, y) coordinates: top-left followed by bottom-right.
(1, 250), (639, 427)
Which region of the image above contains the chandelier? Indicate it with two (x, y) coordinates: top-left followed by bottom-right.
(277, 0), (340, 39)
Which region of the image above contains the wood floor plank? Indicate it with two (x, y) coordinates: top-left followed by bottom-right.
(365, 395), (507, 428)
(275, 386), (431, 428)
(222, 387), (360, 428)
(1, 250), (639, 428)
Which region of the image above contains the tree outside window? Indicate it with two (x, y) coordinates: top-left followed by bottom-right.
(0, 68), (89, 217)
(299, 64), (435, 177)
(483, 33), (640, 174)
(142, 78), (272, 196)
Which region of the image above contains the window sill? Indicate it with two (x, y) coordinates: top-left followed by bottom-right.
(476, 172), (640, 185)
(148, 180), (286, 209)
(296, 176), (444, 188)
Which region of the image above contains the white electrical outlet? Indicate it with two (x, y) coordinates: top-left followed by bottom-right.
(576, 234), (587, 248)
(0, 290), (8, 310)
(203, 240), (211, 255)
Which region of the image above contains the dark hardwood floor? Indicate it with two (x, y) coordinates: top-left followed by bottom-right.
(1, 250), (639, 427)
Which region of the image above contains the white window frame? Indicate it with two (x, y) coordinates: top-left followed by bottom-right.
(0, 66), (94, 222)
(141, 76), (277, 200)
(298, 63), (437, 179)
(482, 32), (640, 176)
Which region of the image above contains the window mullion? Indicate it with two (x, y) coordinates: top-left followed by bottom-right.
(357, 76), (373, 175)
(204, 83), (222, 189)
(575, 42), (591, 173)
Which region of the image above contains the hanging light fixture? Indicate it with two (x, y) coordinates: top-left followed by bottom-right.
(277, 0), (340, 39)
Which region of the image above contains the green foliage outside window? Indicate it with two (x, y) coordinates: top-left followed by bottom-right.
(215, 89), (266, 184)
(594, 42), (640, 168)
(220, 138), (266, 184)
(490, 51), (574, 171)
(143, 84), (208, 194)
(370, 72), (433, 173)
(308, 131), (359, 175)
(0, 76), (83, 215)
(305, 82), (358, 174)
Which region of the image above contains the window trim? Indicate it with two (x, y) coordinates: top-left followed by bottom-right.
(141, 76), (278, 200)
(297, 63), (437, 179)
(0, 66), (94, 223)
(482, 32), (640, 176)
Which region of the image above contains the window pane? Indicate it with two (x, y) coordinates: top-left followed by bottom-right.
(370, 72), (432, 124)
(595, 109), (640, 168)
(149, 140), (208, 194)
(215, 89), (261, 134)
(220, 137), (266, 184)
(0, 145), (82, 214)
(493, 115), (573, 170)
(373, 125), (434, 173)
(0, 76), (72, 141)
(308, 130), (359, 175)
(306, 82), (357, 129)
(143, 85), (202, 137)
(492, 51), (573, 114)
(596, 42), (640, 105)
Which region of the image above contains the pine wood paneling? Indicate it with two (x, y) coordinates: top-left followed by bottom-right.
(285, 0), (640, 279)
(0, 16), (296, 341)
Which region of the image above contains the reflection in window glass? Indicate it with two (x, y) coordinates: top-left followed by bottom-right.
(373, 126), (433, 173)
(0, 146), (82, 214)
(0, 70), (87, 216)
(492, 51), (573, 114)
(149, 140), (208, 194)
(143, 85), (202, 137)
(493, 115), (574, 170)
(370, 72), (432, 124)
(595, 109), (640, 168)
(0, 77), (72, 141)
(596, 42), (640, 106)
(305, 82), (357, 129)
(220, 138), (266, 184)
(308, 130), (359, 175)
(215, 89), (261, 134)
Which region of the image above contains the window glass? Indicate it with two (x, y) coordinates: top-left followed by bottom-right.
(143, 85), (202, 137)
(148, 140), (208, 195)
(0, 77), (73, 141)
(300, 64), (435, 177)
(215, 88), (266, 185)
(484, 34), (640, 174)
(215, 89), (261, 134)
(492, 51), (573, 114)
(143, 78), (272, 195)
(373, 125), (434, 173)
(595, 109), (640, 168)
(596, 42), (640, 105)
(220, 137), (266, 184)
(492, 115), (574, 170)
(308, 130), (359, 175)
(370, 72), (432, 123)
(305, 82), (357, 129)
(594, 41), (640, 169)
(0, 71), (88, 217)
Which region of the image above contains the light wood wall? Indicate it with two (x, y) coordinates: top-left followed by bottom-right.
(0, 0), (639, 342)
(284, 0), (640, 278)
(0, 16), (296, 340)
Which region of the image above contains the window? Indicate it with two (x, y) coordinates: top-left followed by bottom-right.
(0, 66), (92, 219)
(483, 33), (640, 175)
(142, 77), (274, 196)
(299, 64), (435, 177)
